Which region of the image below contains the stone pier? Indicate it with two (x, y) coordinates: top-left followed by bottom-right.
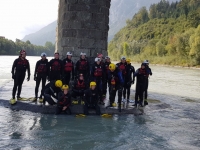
(56, 0), (111, 62)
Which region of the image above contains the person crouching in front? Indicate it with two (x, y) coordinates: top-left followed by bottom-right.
(56, 85), (71, 115)
(83, 82), (101, 115)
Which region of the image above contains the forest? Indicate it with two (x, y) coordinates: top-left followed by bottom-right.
(108, 0), (200, 66)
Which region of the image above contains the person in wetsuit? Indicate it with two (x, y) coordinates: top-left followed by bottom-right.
(83, 81), (101, 115)
(10, 50), (30, 103)
(49, 52), (62, 81)
(33, 52), (49, 102)
(62, 52), (74, 85)
(56, 85), (71, 115)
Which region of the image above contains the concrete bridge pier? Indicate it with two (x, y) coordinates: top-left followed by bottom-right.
(56, 0), (111, 63)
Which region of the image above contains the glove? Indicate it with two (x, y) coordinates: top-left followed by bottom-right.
(34, 76), (36, 81)
(12, 74), (15, 79)
(27, 76), (30, 81)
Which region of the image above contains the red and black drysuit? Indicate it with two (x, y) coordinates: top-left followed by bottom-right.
(43, 80), (62, 105)
(123, 63), (135, 100)
(71, 79), (87, 100)
(56, 92), (71, 115)
(75, 58), (90, 82)
(49, 58), (62, 81)
(90, 62), (105, 103)
(134, 65), (148, 106)
(107, 67), (124, 112)
(83, 88), (101, 115)
(11, 57), (30, 99)
(62, 58), (74, 85)
(34, 59), (49, 99)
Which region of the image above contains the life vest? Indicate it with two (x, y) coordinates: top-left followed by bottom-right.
(76, 80), (86, 89)
(59, 94), (69, 105)
(139, 68), (146, 75)
(64, 61), (73, 72)
(119, 63), (126, 75)
(79, 60), (88, 71)
(37, 63), (47, 73)
(94, 66), (102, 77)
(16, 59), (29, 71)
(51, 60), (61, 71)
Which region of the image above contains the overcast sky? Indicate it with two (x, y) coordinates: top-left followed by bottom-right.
(0, 0), (58, 41)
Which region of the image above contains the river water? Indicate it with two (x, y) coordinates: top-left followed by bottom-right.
(0, 56), (200, 150)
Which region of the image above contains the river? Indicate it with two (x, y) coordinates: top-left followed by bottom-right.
(0, 56), (199, 150)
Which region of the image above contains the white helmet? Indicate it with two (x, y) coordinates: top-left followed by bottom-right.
(105, 56), (110, 60)
(80, 52), (86, 56)
(41, 52), (47, 57)
(143, 60), (149, 64)
(95, 57), (101, 62)
(121, 56), (126, 60)
(66, 52), (72, 56)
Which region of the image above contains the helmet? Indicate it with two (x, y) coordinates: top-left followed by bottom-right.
(55, 80), (63, 88)
(20, 50), (26, 55)
(109, 63), (116, 72)
(90, 81), (96, 87)
(66, 52), (72, 56)
(126, 58), (131, 64)
(121, 56), (126, 60)
(41, 52), (47, 57)
(62, 84), (69, 90)
(80, 52), (86, 56)
(143, 60), (149, 64)
(105, 56), (110, 60)
(95, 57), (101, 62)
(97, 53), (103, 58)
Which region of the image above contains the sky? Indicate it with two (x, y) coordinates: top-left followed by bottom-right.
(0, 0), (58, 41)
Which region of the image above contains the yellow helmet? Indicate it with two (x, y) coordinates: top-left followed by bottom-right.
(90, 81), (96, 87)
(55, 80), (63, 88)
(126, 58), (131, 64)
(109, 63), (116, 72)
(62, 84), (69, 90)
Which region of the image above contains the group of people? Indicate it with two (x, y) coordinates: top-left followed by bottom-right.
(10, 49), (152, 115)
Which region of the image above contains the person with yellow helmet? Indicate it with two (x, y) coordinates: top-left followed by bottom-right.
(107, 63), (124, 112)
(43, 80), (62, 105)
(56, 84), (71, 115)
(123, 58), (135, 103)
(83, 81), (101, 115)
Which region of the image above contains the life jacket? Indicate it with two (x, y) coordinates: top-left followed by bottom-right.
(139, 68), (146, 75)
(64, 61), (73, 72)
(16, 59), (29, 72)
(118, 63), (126, 75)
(75, 80), (86, 89)
(94, 66), (103, 77)
(79, 60), (88, 71)
(37, 62), (47, 73)
(51, 60), (61, 71)
(59, 94), (69, 105)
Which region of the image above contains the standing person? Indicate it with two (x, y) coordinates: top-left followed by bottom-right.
(107, 63), (124, 112)
(102, 56), (111, 100)
(133, 63), (147, 107)
(33, 52), (49, 102)
(62, 52), (74, 85)
(10, 50), (30, 104)
(123, 58), (135, 103)
(91, 57), (105, 105)
(43, 80), (62, 106)
(143, 60), (152, 105)
(83, 82), (101, 115)
(116, 56), (127, 102)
(56, 85), (71, 115)
(71, 74), (87, 103)
(49, 52), (62, 81)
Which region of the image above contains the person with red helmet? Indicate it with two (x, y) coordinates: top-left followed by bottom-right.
(62, 52), (74, 85)
(10, 50), (30, 103)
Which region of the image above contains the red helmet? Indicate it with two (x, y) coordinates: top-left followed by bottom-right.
(20, 50), (26, 55)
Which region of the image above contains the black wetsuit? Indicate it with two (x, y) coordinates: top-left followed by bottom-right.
(11, 57), (30, 99)
(83, 88), (101, 115)
(56, 92), (71, 115)
(75, 58), (90, 82)
(62, 58), (74, 85)
(144, 65), (152, 100)
(123, 63), (135, 100)
(103, 61), (111, 96)
(49, 59), (62, 81)
(34, 59), (49, 98)
(43, 81), (62, 105)
(71, 79), (87, 100)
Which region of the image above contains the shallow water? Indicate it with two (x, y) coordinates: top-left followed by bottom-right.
(0, 56), (200, 149)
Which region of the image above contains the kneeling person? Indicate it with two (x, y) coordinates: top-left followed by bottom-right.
(83, 82), (101, 115)
(56, 85), (71, 115)
(43, 80), (62, 105)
